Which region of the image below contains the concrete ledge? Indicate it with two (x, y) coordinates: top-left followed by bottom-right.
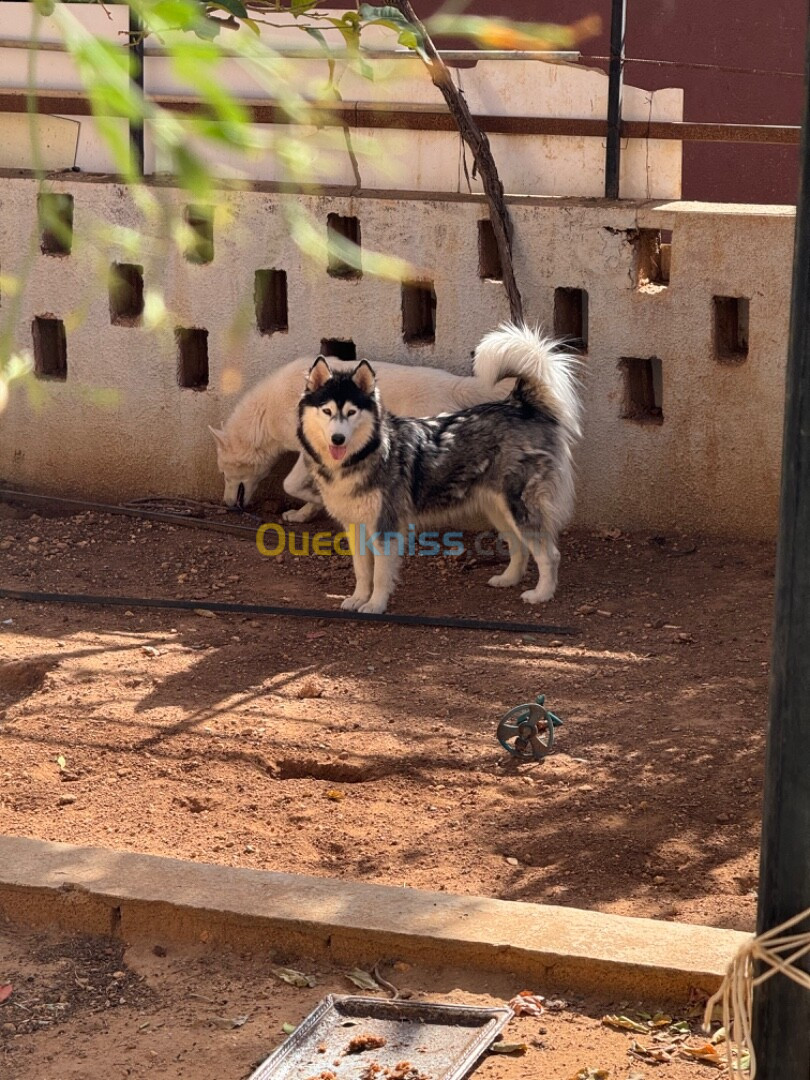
(0, 835), (747, 1001)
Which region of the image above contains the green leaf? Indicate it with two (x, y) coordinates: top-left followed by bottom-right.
(206, 0), (248, 18)
(281, 1022), (296, 1035)
(33, 0), (55, 15)
(357, 5), (413, 30)
(302, 26), (331, 54)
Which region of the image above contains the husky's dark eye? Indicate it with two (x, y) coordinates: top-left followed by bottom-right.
(346, 409), (357, 418)
(322, 407), (333, 417)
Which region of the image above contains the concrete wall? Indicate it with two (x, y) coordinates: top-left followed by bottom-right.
(0, 172), (792, 538)
(0, 4), (682, 200)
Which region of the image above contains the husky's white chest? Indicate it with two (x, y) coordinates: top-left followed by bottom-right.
(317, 472), (382, 528)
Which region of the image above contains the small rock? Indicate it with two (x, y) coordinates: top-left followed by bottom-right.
(596, 609), (613, 618)
(194, 608), (216, 618)
(152, 944), (167, 957)
(112, 971), (126, 981)
(124, 610), (135, 618)
(575, 604), (596, 616)
(505, 856), (520, 867)
(29, 536), (40, 545)
(244, 844), (255, 853)
(58, 794), (77, 806)
(677, 632), (695, 643)
(653, 875), (666, 885)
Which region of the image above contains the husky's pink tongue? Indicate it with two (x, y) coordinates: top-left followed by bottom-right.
(329, 445), (348, 462)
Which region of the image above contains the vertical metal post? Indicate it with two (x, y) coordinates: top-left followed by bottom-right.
(604, 0), (627, 199)
(751, 9), (810, 1077)
(129, 2), (145, 175)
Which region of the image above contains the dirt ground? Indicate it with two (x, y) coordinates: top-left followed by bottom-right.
(0, 496), (771, 934)
(0, 918), (734, 1080)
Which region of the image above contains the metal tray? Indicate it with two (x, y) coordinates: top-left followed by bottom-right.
(248, 995), (513, 1080)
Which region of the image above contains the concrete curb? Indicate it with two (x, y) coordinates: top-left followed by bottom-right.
(0, 836), (747, 1001)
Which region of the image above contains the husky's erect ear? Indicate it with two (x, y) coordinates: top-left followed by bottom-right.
(352, 359), (376, 395)
(306, 355), (332, 393)
(209, 425), (228, 450)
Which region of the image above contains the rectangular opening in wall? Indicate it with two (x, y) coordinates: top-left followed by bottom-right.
(634, 228), (671, 288)
(320, 338), (357, 362)
(553, 287), (589, 351)
(109, 263), (144, 326)
(255, 269), (288, 335)
(714, 296), (750, 363)
(176, 327), (209, 390)
(183, 205), (214, 264)
(619, 356), (663, 424)
(38, 193), (74, 256)
(327, 214), (361, 279)
(32, 316), (67, 381)
(478, 219), (502, 280)
(402, 281), (436, 345)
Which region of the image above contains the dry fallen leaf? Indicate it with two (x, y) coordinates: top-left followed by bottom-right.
(344, 969), (381, 992)
(270, 966), (316, 988)
(489, 1042), (528, 1055)
(650, 1012), (673, 1028)
(628, 1039), (676, 1063)
(602, 1014), (648, 1034)
(567, 1069), (609, 1080)
(326, 790), (345, 802)
(679, 1041), (724, 1066)
(0, 984), (12, 1004)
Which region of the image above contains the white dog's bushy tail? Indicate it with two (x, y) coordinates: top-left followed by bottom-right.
(473, 322), (583, 440)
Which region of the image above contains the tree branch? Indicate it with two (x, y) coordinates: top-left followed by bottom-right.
(387, 1), (523, 324)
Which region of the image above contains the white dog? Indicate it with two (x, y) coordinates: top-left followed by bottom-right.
(210, 355), (512, 522)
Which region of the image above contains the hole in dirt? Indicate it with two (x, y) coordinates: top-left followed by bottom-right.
(271, 757), (387, 783)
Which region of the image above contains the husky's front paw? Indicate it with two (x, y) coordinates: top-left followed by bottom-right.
(521, 585), (555, 605)
(488, 571), (521, 588)
(283, 503), (318, 523)
(359, 597), (389, 615)
(341, 594), (370, 611)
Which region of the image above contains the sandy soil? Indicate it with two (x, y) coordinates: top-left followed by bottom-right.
(0, 919), (732, 1080)
(0, 497), (771, 933)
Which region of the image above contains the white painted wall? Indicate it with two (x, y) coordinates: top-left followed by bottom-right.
(0, 4), (682, 199)
(0, 175), (791, 538)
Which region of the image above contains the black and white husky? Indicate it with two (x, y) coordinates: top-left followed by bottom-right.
(297, 323), (583, 614)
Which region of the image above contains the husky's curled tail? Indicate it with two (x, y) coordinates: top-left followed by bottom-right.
(473, 322), (583, 442)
